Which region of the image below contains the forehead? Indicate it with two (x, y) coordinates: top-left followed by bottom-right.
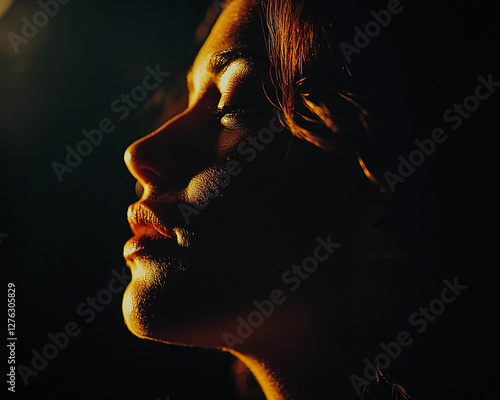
(190, 0), (264, 85)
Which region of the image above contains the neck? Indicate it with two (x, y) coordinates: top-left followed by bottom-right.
(226, 342), (357, 400)
(223, 301), (359, 400)
(224, 255), (416, 400)
(225, 349), (288, 400)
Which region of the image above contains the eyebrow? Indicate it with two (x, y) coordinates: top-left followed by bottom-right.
(207, 48), (253, 74)
(186, 48), (256, 93)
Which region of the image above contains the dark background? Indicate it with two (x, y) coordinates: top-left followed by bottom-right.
(0, 1), (249, 399)
(1, 0), (499, 399)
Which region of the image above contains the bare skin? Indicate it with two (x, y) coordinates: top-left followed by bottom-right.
(123, 1), (407, 398)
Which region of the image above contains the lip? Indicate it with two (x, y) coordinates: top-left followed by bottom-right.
(127, 203), (175, 238)
(123, 234), (179, 260)
(124, 203), (178, 260)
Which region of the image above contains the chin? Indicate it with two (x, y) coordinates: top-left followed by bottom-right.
(122, 272), (254, 350)
(121, 262), (212, 346)
(121, 258), (170, 341)
(121, 251), (190, 338)
(122, 280), (157, 340)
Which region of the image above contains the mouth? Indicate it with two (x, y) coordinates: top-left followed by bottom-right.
(124, 203), (179, 260)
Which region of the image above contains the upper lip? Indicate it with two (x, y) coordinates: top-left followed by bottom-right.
(127, 202), (175, 239)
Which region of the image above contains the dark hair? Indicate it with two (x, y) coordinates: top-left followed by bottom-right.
(260, 0), (384, 190)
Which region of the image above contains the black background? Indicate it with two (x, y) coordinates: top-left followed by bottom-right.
(1, 1), (245, 399)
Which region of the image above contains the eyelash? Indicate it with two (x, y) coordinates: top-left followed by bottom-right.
(206, 101), (251, 126)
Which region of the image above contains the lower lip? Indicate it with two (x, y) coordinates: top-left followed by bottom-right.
(124, 235), (180, 259)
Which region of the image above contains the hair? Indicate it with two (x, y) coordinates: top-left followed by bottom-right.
(259, 0), (384, 189)
(155, 0), (385, 190)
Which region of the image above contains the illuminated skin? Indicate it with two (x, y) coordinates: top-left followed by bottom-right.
(123, 0), (392, 398)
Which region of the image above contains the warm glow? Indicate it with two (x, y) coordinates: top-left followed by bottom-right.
(124, 150), (132, 165)
(122, 282), (146, 337)
(224, 348), (286, 400)
(218, 60), (250, 96)
(357, 154), (386, 193)
(121, 260), (158, 340)
(122, 284), (135, 326)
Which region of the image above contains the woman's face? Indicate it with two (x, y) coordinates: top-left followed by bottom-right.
(123, 0), (377, 353)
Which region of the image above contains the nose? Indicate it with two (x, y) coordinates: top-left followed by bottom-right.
(124, 106), (218, 192)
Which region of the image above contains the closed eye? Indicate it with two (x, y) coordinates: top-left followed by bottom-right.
(206, 101), (253, 128)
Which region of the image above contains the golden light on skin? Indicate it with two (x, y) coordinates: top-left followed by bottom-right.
(124, 150), (132, 166)
(224, 348), (287, 400)
(124, 144), (156, 200)
(122, 256), (175, 339)
(187, 0), (261, 107)
(187, 56), (252, 110)
(186, 54), (213, 107)
(125, 150), (149, 198)
(218, 60), (252, 100)
(184, 164), (229, 206)
(122, 277), (150, 339)
(185, 68), (201, 107)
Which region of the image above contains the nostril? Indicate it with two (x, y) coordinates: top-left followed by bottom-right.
(131, 165), (166, 190)
(135, 181), (144, 199)
(124, 112), (196, 191)
(124, 142), (166, 186)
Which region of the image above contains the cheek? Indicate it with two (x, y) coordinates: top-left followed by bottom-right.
(184, 165), (232, 207)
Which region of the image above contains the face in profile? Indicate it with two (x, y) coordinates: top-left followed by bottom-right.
(117, 1), (498, 399)
(122, 0), (383, 388)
